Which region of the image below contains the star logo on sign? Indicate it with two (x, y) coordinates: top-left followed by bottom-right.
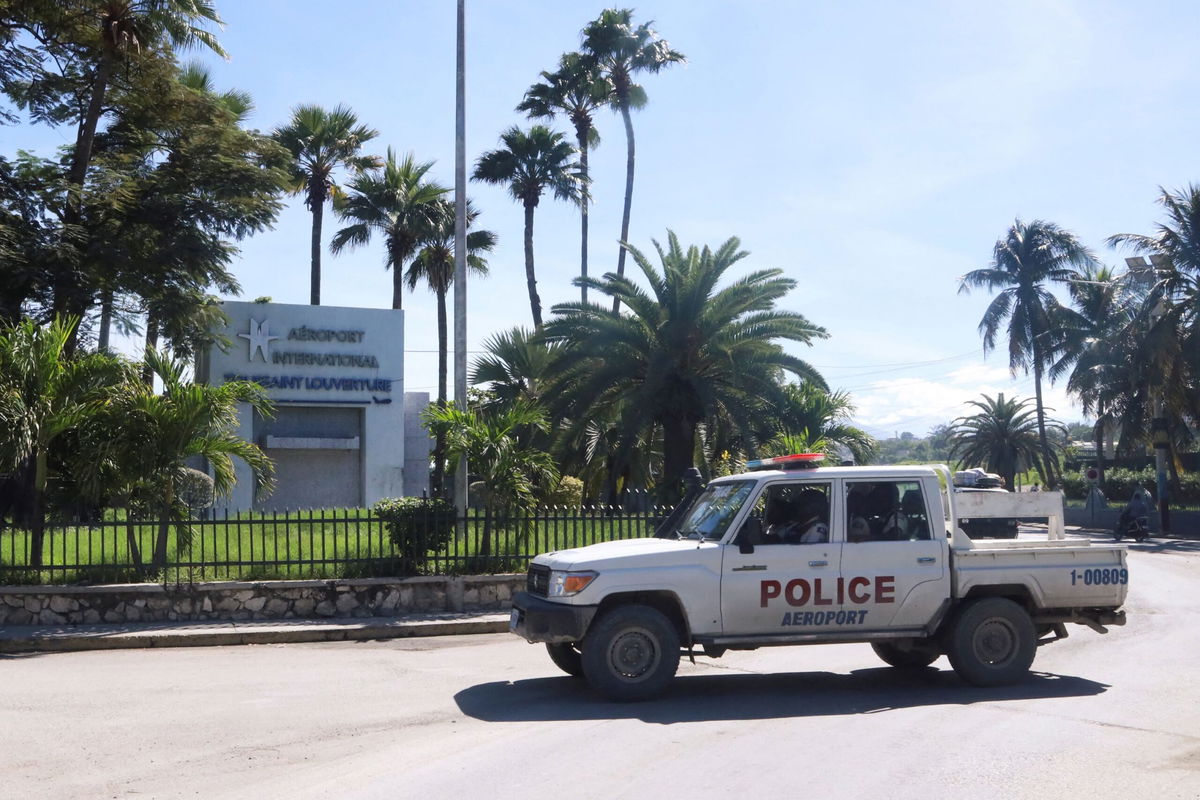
(238, 318), (279, 362)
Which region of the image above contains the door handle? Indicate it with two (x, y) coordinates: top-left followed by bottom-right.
(731, 565), (767, 572)
(809, 560), (828, 567)
(918, 557), (936, 564)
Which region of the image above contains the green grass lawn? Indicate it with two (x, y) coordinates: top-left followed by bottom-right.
(0, 507), (664, 585)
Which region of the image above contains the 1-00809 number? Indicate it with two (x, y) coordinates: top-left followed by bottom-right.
(1070, 568), (1128, 586)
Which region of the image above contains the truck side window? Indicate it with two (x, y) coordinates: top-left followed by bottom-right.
(753, 483), (831, 544)
(846, 481), (931, 542)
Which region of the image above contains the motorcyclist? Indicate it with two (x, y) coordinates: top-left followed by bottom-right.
(1116, 488), (1151, 537)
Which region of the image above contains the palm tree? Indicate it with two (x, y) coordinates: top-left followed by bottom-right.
(948, 393), (1062, 490)
(106, 348), (273, 569)
(0, 317), (126, 567)
(542, 231), (828, 501)
(765, 383), (878, 465)
(473, 125), (582, 327)
(959, 219), (1096, 487)
(407, 198), (495, 495)
(1044, 265), (1128, 485)
(273, 104), (380, 306)
(518, 52), (613, 305)
(330, 148), (448, 310)
(581, 8), (685, 311)
(1109, 185), (1200, 404)
(470, 326), (565, 413)
(423, 401), (558, 556)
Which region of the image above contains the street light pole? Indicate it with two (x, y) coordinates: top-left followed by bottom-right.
(1148, 290), (1170, 535)
(453, 0), (468, 519)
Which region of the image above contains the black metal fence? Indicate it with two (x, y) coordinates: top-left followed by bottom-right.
(0, 502), (671, 586)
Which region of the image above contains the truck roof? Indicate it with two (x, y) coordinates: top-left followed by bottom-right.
(713, 464), (943, 482)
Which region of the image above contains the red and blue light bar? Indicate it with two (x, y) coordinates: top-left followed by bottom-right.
(745, 453), (826, 471)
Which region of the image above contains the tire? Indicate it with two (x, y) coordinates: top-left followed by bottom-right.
(545, 642), (584, 677)
(946, 598), (1036, 687)
(871, 639), (940, 669)
(581, 605), (680, 702)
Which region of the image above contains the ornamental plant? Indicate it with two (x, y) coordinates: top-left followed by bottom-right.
(373, 497), (456, 574)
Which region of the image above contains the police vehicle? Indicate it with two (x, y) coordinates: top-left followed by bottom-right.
(509, 456), (1128, 701)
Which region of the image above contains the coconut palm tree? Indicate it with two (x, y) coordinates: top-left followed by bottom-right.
(948, 393), (1062, 491)
(1044, 265), (1128, 484)
(542, 231), (828, 501)
(407, 198), (495, 495)
(330, 148), (448, 310)
(518, 52), (613, 305)
(1107, 186), (1200, 485)
(273, 104), (380, 306)
(581, 8), (685, 312)
(473, 125), (581, 327)
(959, 219), (1097, 487)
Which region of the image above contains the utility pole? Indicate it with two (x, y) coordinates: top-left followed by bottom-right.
(453, 0), (469, 520)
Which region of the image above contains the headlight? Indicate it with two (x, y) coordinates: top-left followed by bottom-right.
(547, 570), (597, 597)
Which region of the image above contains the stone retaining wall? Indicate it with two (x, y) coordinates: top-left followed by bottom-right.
(0, 575), (525, 626)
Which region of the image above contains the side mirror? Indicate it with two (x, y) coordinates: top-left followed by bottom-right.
(737, 517), (762, 554)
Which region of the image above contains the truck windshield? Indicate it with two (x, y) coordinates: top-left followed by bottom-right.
(672, 481), (756, 541)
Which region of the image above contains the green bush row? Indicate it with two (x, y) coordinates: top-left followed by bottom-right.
(1060, 467), (1200, 504)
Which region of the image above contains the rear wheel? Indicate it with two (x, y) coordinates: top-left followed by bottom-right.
(545, 642), (583, 677)
(581, 605), (680, 702)
(947, 598), (1036, 686)
(871, 639), (940, 669)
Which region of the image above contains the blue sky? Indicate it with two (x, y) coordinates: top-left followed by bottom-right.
(8, 0), (1200, 439)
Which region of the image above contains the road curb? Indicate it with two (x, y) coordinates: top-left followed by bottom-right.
(0, 614), (510, 654)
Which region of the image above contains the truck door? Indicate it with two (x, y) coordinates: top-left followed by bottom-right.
(839, 478), (949, 631)
(720, 480), (845, 635)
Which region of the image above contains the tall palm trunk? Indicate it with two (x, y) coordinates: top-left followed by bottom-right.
(1031, 354), (1056, 488)
(310, 201), (323, 305)
(142, 315), (159, 385)
(576, 125), (590, 306)
(613, 100), (636, 314)
(98, 288), (113, 351)
(391, 242), (405, 310)
(661, 416), (694, 505)
(1093, 400), (1107, 486)
(432, 287), (448, 497)
(523, 201), (542, 327)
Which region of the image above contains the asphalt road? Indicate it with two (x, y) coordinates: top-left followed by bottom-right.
(3, 536), (1198, 800)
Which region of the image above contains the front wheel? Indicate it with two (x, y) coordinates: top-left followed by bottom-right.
(871, 639), (940, 669)
(545, 643), (584, 677)
(581, 605), (680, 702)
(947, 598), (1036, 687)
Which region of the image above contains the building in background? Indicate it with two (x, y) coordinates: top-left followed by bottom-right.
(198, 301), (430, 510)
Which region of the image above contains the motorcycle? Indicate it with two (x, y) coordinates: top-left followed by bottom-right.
(1113, 514), (1150, 542)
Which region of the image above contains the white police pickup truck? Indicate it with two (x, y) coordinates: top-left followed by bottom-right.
(509, 455), (1128, 701)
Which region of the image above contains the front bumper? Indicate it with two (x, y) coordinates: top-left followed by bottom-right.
(509, 591), (598, 644)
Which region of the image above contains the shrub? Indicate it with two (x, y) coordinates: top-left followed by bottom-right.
(541, 475), (584, 506)
(178, 467), (215, 511)
(372, 497), (456, 575)
(1060, 473), (1087, 500)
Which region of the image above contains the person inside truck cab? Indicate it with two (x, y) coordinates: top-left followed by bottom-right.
(764, 496), (802, 542)
(847, 482), (903, 542)
(794, 488), (830, 543)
